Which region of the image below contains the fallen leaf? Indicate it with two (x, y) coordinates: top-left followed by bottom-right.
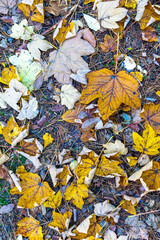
(95, 155), (126, 177)
(9, 50), (43, 91)
(48, 165), (63, 187)
(60, 84), (81, 109)
(0, 164), (16, 188)
(0, 65), (21, 85)
(10, 19), (34, 40)
(58, 149), (73, 165)
(142, 26), (158, 42)
(104, 229), (128, 240)
(48, 211), (72, 233)
(82, 28), (96, 48)
(138, 154), (150, 166)
(43, 190), (62, 209)
(123, 56), (136, 71)
(83, 14), (100, 31)
(120, 199), (137, 215)
(55, 165), (72, 187)
(16, 217), (43, 240)
(45, 0), (68, 16)
(70, 68), (90, 84)
(18, 0), (44, 23)
(0, 149), (9, 165)
(43, 133), (53, 148)
(80, 69), (141, 120)
(0, 204), (14, 214)
(81, 130), (97, 142)
(129, 160), (152, 181)
(103, 140), (128, 157)
(135, 0), (160, 29)
(27, 34), (53, 61)
(64, 177), (88, 209)
(10, 167), (53, 208)
(17, 97), (39, 120)
(100, 34), (117, 53)
(0, 0), (16, 14)
(119, 0), (137, 9)
(133, 124), (160, 155)
(97, 1), (128, 29)
(141, 161), (160, 190)
(44, 31), (95, 84)
(140, 103), (160, 134)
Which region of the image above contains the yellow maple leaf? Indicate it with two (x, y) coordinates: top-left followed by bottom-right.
(43, 133), (53, 148)
(95, 155), (126, 177)
(55, 165), (72, 187)
(10, 166), (53, 209)
(18, 0), (44, 23)
(131, 71), (143, 82)
(141, 161), (160, 190)
(64, 177), (88, 209)
(0, 65), (21, 85)
(133, 124), (160, 155)
(120, 199), (137, 215)
(156, 91), (160, 97)
(48, 211), (72, 233)
(16, 217), (43, 240)
(80, 69), (141, 120)
(140, 103), (160, 134)
(100, 35), (117, 53)
(119, 0), (137, 9)
(2, 116), (22, 144)
(53, 19), (75, 45)
(43, 190), (62, 209)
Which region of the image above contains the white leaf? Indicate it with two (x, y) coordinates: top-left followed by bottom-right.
(10, 19), (34, 40)
(60, 84), (81, 109)
(83, 14), (100, 31)
(70, 68), (90, 84)
(103, 140), (128, 157)
(123, 56), (136, 71)
(1, 87), (22, 111)
(16, 97), (39, 120)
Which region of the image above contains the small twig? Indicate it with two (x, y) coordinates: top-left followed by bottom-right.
(115, 33), (119, 74)
(128, 209), (160, 217)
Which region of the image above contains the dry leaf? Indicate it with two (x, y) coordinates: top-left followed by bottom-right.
(17, 97), (39, 120)
(48, 165), (63, 187)
(83, 14), (100, 31)
(48, 211), (72, 234)
(0, 150), (9, 165)
(45, 0), (68, 16)
(120, 199), (137, 215)
(55, 165), (72, 187)
(82, 28), (96, 48)
(119, 0), (137, 9)
(70, 68), (90, 84)
(133, 124), (160, 155)
(103, 140), (128, 157)
(43, 133), (53, 148)
(142, 26), (158, 42)
(16, 217), (43, 240)
(100, 35), (117, 52)
(43, 190), (62, 209)
(0, 164), (16, 188)
(135, 0), (160, 30)
(0, 65), (21, 85)
(97, 1), (128, 29)
(104, 229), (128, 240)
(80, 69), (141, 120)
(44, 31), (95, 84)
(18, 0), (44, 23)
(0, 0), (16, 14)
(128, 160), (152, 181)
(58, 149), (73, 165)
(0, 204), (14, 214)
(10, 19), (34, 40)
(64, 177), (88, 209)
(140, 103), (160, 134)
(123, 56), (136, 71)
(10, 167), (53, 208)
(60, 84), (81, 109)
(27, 34), (53, 61)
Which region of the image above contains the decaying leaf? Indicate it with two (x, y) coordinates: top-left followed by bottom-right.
(120, 197), (137, 215)
(48, 211), (72, 233)
(83, 14), (100, 31)
(10, 19), (34, 40)
(0, 65), (21, 85)
(81, 69), (141, 120)
(70, 68), (90, 85)
(16, 97), (39, 120)
(64, 177), (88, 209)
(18, 0), (44, 23)
(60, 84), (81, 109)
(0, 150), (9, 165)
(55, 165), (72, 187)
(128, 160), (152, 181)
(123, 56), (136, 71)
(104, 229), (128, 240)
(44, 31), (95, 84)
(0, 0), (16, 14)
(43, 133), (53, 148)
(119, 0), (137, 9)
(103, 140), (128, 157)
(133, 124), (160, 155)
(142, 26), (158, 42)
(43, 190), (62, 209)
(100, 35), (117, 53)
(45, 0), (68, 16)
(81, 28), (96, 48)
(10, 166), (53, 208)
(140, 103), (160, 134)
(27, 34), (53, 61)
(97, 0), (128, 29)
(16, 217), (43, 240)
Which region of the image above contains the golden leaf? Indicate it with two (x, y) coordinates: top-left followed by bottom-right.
(81, 130), (97, 142)
(48, 211), (72, 233)
(53, 19), (75, 44)
(10, 167), (53, 209)
(133, 124), (160, 155)
(95, 155), (126, 177)
(2, 116), (22, 144)
(64, 178), (88, 209)
(20, 138), (39, 156)
(18, 0), (44, 23)
(43, 133), (53, 148)
(100, 35), (117, 53)
(0, 65), (21, 85)
(120, 199), (137, 215)
(84, 0), (95, 4)
(141, 161), (160, 190)
(55, 165), (72, 187)
(80, 69), (141, 120)
(43, 190), (62, 209)
(142, 26), (158, 42)
(140, 103), (160, 134)
(119, 0), (137, 9)
(62, 103), (85, 123)
(16, 217), (43, 240)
